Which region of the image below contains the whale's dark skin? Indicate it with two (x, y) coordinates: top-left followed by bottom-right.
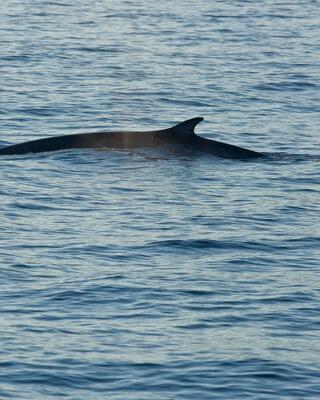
(0, 118), (264, 159)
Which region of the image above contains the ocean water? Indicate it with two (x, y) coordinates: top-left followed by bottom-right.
(0, 0), (319, 399)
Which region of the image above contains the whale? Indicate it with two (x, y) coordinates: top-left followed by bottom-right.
(0, 117), (264, 159)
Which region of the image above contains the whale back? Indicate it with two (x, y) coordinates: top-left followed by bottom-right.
(0, 117), (264, 159)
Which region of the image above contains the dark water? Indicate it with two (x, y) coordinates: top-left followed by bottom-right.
(0, 1), (319, 399)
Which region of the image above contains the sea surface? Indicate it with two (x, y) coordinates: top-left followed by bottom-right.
(0, 1), (319, 399)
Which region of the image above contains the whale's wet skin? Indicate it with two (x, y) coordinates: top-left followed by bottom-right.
(0, 0), (319, 400)
(0, 118), (264, 159)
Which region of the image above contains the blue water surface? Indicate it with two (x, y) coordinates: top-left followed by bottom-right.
(0, 1), (319, 399)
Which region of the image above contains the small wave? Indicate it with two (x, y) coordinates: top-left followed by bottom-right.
(145, 238), (288, 253)
(264, 153), (320, 162)
(253, 81), (318, 92)
(76, 46), (120, 54)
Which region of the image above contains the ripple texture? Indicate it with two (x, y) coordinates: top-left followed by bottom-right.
(0, 1), (319, 399)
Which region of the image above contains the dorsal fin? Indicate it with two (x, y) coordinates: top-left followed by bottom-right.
(170, 117), (204, 135)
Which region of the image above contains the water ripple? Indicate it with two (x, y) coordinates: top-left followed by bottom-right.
(0, 0), (319, 399)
